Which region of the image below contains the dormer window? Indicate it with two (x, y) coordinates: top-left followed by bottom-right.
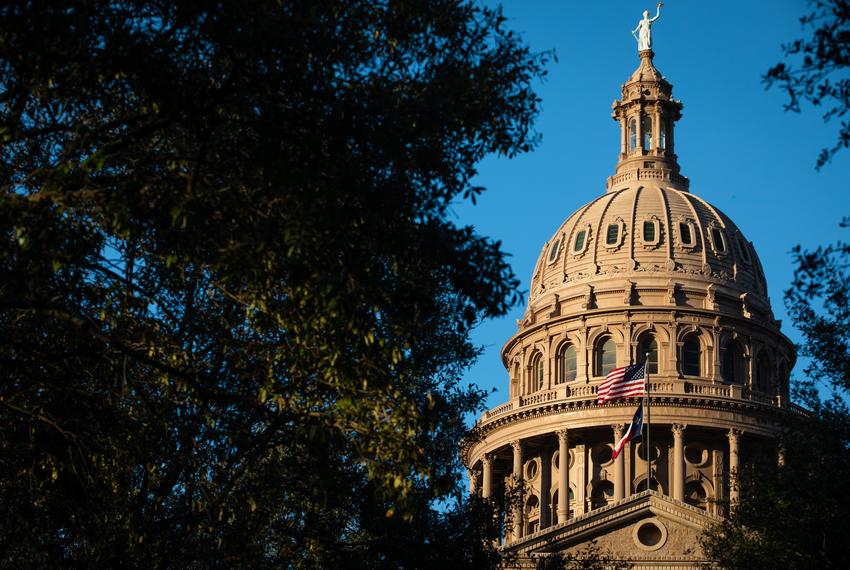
(678, 221), (696, 248)
(604, 219), (625, 249)
(547, 237), (562, 264)
(710, 227), (727, 254)
(642, 218), (660, 247)
(573, 225), (591, 255)
(736, 235), (751, 264)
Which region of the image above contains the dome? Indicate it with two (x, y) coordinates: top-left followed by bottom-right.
(462, 42), (796, 567)
(526, 184), (774, 328)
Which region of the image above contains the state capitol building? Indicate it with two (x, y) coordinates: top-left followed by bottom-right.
(461, 26), (798, 569)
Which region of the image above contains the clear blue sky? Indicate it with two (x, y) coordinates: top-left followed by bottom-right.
(456, 0), (850, 414)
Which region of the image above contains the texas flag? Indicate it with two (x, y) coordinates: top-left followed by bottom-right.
(612, 402), (644, 460)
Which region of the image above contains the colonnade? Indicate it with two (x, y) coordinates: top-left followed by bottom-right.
(472, 424), (746, 543)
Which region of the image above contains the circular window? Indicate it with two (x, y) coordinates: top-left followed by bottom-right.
(636, 442), (659, 461)
(525, 459), (540, 481)
(591, 444), (613, 466)
(685, 444), (709, 466)
(633, 518), (668, 551)
(553, 450), (575, 471)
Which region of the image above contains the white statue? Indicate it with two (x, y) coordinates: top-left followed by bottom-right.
(632, 3), (663, 51)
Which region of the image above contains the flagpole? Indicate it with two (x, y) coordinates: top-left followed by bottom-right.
(645, 352), (651, 493)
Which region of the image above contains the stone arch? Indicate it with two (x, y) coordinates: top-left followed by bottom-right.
(720, 336), (747, 385)
(631, 322), (672, 345)
(526, 349), (545, 393)
(683, 477), (711, 511)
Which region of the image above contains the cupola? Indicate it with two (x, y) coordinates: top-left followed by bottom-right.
(608, 50), (687, 192)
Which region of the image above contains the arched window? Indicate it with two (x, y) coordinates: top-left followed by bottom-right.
(682, 335), (701, 376)
(660, 118), (667, 149)
(525, 495), (540, 535)
(629, 118), (637, 151)
(636, 477), (661, 493)
(591, 480), (614, 509)
(722, 342), (742, 384)
(756, 350), (773, 391)
(551, 488), (575, 525)
(642, 115), (653, 149)
(558, 344), (577, 383)
(638, 334), (659, 375)
(595, 337), (617, 377)
(530, 353), (544, 392)
(684, 481), (708, 510)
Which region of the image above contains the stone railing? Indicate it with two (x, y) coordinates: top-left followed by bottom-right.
(481, 379), (786, 423)
(606, 168), (690, 190)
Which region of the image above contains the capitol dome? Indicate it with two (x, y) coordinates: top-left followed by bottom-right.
(463, 47), (797, 569)
(526, 184), (773, 329)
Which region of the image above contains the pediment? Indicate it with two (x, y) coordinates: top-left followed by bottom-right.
(507, 490), (720, 568)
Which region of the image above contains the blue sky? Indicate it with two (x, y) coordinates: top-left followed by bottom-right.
(456, 1), (850, 413)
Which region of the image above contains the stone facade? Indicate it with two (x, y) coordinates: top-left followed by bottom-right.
(461, 50), (798, 569)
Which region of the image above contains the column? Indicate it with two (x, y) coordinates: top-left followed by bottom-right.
(636, 112), (643, 153)
(511, 440), (523, 541)
(625, 441), (633, 498)
(727, 429), (741, 506)
(557, 429), (570, 522)
(468, 469), (477, 495)
(613, 424), (625, 500)
(672, 424), (686, 501)
(540, 449), (552, 529)
(653, 108), (661, 154)
(482, 454), (493, 499)
(620, 118), (627, 156)
(778, 439), (786, 467)
(575, 443), (587, 515)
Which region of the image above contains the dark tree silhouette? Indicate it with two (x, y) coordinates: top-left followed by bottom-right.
(0, 1), (549, 566)
(765, 0), (850, 168)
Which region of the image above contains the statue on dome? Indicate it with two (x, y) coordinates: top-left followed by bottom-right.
(632, 3), (663, 52)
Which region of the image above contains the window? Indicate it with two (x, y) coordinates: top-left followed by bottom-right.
(660, 118), (667, 149)
(547, 238), (562, 264)
(595, 337), (617, 377)
(678, 222), (695, 247)
(710, 228), (727, 253)
(558, 344), (577, 383)
(638, 335), (659, 374)
(643, 161), (656, 168)
(737, 236), (751, 264)
(722, 342), (741, 384)
(606, 223), (620, 246)
(574, 229), (587, 253)
(756, 351), (773, 391)
(682, 336), (701, 376)
(531, 354), (544, 392)
(643, 219), (659, 245)
(642, 115), (653, 149)
(684, 482), (708, 511)
(629, 118), (637, 151)
(591, 481), (614, 509)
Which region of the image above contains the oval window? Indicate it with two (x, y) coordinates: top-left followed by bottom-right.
(606, 223), (620, 246)
(547, 238), (562, 264)
(679, 222), (694, 247)
(643, 220), (656, 243)
(574, 230), (587, 252)
(710, 228), (727, 253)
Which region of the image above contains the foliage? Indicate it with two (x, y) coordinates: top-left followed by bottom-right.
(700, 220), (850, 569)
(764, 0), (850, 168)
(0, 0), (548, 566)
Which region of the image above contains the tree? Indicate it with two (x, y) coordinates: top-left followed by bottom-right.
(0, 1), (548, 566)
(700, 220), (850, 569)
(764, 0), (850, 169)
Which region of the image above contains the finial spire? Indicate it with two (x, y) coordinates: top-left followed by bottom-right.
(632, 3), (663, 52)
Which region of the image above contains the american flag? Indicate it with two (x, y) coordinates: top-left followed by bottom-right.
(597, 362), (646, 404)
